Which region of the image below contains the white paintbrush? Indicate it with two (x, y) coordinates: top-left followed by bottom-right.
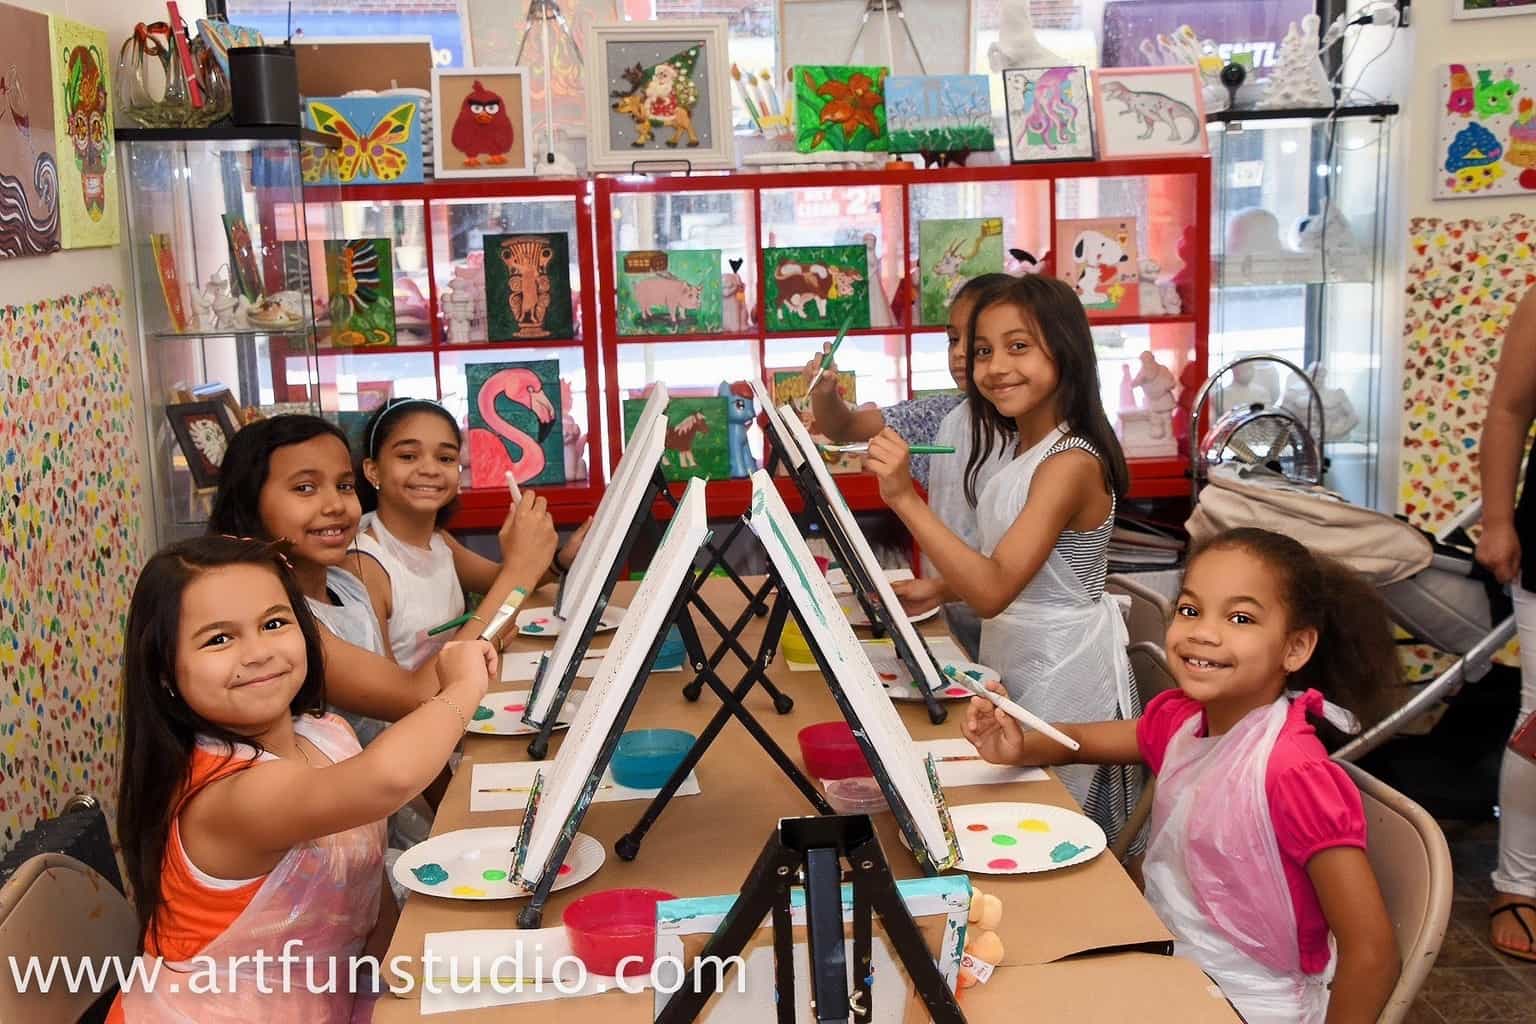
(505, 470), (521, 505)
(942, 665), (1081, 752)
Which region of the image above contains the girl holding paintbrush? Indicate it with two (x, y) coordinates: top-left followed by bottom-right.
(350, 398), (588, 671)
(862, 274), (1139, 843)
(806, 273), (1015, 658)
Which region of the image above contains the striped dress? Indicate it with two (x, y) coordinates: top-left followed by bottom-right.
(977, 430), (1141, 847)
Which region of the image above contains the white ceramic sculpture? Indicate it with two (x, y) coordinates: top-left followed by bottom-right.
(1118, 351), (1178, 457)
(1283, 362), (1359, 441)
(442, 289), (474, 344)
(988, 0), (1063, 72)
(1259, 15), (1333, 109)
(1219, 362), (1273, 416)
(864, 233), (895, 328)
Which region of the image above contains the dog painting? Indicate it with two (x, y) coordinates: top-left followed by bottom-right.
(1054, 217), (1139, 318)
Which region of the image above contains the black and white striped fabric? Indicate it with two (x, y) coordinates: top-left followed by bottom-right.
(1040, 435), (1116, 598)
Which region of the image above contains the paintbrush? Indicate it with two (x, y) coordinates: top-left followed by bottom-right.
(758, 69), (782, 119)
(478, 783), (614, 795)
(819, 442), (956, 456)
(744, 68), (773, 127)
(729, 64), (764, 131)
(505, 469), (521, 505)
(942, 665), (1081, 752)
(806, 307), (859, 393)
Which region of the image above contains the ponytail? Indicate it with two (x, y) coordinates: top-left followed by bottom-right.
(1187, 528), (1399, 742)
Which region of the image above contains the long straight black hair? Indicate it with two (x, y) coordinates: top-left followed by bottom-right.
(116, 536), (327, 947)
(962, 274), (1129, 506)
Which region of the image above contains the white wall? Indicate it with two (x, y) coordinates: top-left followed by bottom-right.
(0, 0), (170, 555)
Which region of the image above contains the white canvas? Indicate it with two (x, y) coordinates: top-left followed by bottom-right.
(525, 413), (667, 727)
(774, 403), (945, 698)
(514, 479), (711, 889)
(747, 471), (955, 864)
(749, 376), (804, 470)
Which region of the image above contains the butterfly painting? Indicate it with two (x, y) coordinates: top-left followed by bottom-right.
(302, 96), (424, 185)
(323, 238), (396, 347)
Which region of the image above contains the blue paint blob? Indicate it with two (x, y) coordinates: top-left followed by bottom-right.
(1049, 841), (1086, 864)
(411, 862), (450, 885)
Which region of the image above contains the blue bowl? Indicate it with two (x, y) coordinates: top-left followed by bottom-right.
(611, 729), (695, 790)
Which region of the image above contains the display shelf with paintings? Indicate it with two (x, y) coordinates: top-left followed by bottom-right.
(595, 158), (1211, 508)
(119, 131), (342, 544)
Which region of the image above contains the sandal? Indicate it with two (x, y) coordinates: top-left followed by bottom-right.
(1489, 901), (1536, 963)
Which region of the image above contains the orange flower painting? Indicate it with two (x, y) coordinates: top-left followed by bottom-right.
(794, 65), (888, 153)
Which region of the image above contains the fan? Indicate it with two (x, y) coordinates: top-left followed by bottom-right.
(1189, 355), (1326, 499)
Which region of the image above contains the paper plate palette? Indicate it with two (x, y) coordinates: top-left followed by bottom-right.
(826, 566), (915, 596)
(868, 649), (998, 702)
(468, 689), (582, 736)
(950, 802), (1106, 874)
(842, 600), (940, 628)
(515, 606), (624, 637)
(394, 826), (604, 900)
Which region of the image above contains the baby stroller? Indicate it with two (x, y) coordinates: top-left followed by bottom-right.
(1109, 356), (1517, 763)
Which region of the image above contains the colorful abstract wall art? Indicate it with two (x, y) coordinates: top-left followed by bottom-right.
(1435, 61), (1536, 198)
(467, 359), (566, 488)
(0, 1), (60, 258)
(47, 16), (116, 249)
(0, 286), (144, 849)
(323, 238), (397, 347)
(301, 95), (425, 185)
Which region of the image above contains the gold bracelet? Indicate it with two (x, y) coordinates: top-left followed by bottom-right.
(426, 693), (468, 730)
(466, 613), (488, 630)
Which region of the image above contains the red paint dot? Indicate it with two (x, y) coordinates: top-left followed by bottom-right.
(558, 864), (572, 876)
(945, 687), (969, 697)
(966, 823), (989, 832)
(987, 858), (1018, 870)
(505, 703), (526, 713)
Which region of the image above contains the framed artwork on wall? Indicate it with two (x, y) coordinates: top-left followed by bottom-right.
(166, 401), (237, 489)
(582, 19), (735, 172)
(1090, 66), (1208, 159)
(432, 66), (536, 178)
(1434, 61), (1536, 198)
(1452, 0), (1536, 18)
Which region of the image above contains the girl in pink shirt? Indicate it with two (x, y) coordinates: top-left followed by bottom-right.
(964, 527), (1401, 1024)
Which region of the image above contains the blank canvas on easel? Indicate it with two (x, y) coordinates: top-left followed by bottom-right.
(776, 0), (970, 77)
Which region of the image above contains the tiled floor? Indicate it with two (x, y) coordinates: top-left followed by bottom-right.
(1410, 820), (1536, 1023)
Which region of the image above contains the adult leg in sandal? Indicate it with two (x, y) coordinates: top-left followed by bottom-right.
(1491, 584), (1536, 959)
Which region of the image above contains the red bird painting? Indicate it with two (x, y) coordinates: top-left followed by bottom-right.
(450, 80), (514, 166)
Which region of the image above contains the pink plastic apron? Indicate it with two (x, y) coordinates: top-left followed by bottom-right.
(1142, 692), (1334, 1024)
(117, 715), (385, 1023)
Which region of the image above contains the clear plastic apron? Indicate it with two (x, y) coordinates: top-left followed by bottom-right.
(977, 427), (1137, 813)
(118, 715), (385, 1023)
(1143, 694), (1334, 1024)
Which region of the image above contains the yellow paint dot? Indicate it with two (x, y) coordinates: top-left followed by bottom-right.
(1017, 819), (1051, 833)
(452, 886), (487, 897)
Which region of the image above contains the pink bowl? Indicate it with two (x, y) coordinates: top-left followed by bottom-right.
(797, 721), (871, 781)
(563, 888), (675, 977)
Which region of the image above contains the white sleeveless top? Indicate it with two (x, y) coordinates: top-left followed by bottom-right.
(354, 512), (465, 670)
(306, 566), (388, 747)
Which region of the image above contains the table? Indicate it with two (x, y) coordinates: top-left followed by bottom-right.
(378, 578), (1238, 1022)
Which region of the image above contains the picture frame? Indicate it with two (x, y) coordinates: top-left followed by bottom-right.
(1434, 61), (1536, 199)
(582, 19), (735, 172)
(1090, 66), (1209, 159)
(1003, 66), (1095, 164)
(165, 400), (237, 489)
(1452, 0), (1536, 18)
(432, 66), (536, 178)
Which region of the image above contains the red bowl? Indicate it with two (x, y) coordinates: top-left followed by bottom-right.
(797, 721), (871, 781)
(562, 888), (675, 978)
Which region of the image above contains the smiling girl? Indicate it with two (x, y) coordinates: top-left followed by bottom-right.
(961, 528), (1401, 1024)
(864, 273), (1138, 839)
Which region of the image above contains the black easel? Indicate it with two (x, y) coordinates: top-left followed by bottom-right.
(654, 815), (966, 1024)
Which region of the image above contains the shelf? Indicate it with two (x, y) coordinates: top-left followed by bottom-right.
(421, 338), (588, 353)
(612, 324), (901, 345)
(154, 325), (312, 341)
(335, 179), (591, 203)
(1206, 103), (1400, 126)
(1089, 313), (1199, 329)
(117, 124), (338, 146)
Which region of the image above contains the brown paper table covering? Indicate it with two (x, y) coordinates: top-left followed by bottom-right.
(379, 578), (1234, 1022)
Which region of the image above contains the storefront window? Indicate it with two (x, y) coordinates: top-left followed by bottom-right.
(226, 0), (466, 66)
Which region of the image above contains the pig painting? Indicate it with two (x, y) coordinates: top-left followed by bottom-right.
(616, 248), (724, 336)
(633, 272), (702, 324)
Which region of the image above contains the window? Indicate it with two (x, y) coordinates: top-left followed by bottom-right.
(225, 0), (466, 67)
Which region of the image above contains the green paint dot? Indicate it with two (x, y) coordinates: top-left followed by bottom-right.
(411, 863), (449, 885)
(482, 869), (507, 881)
(1050, 841), (1086, 864)
(965, 669), (983, 680)
(990, 834), (1017, 847)
(472, 706), (494, 721)
(525, 624), (544, 634)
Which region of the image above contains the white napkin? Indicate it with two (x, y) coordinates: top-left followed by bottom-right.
(419, 928), (653, 1014)
(470, 760), (701, 813)
(915, 738), (1048, 788)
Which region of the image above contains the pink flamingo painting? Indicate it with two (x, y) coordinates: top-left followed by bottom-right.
(469, 366), (557, 486)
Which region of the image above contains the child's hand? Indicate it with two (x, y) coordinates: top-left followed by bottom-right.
(892, 577), (944, 616)
(864, 428), (918, 508)
(500, 491), (558, 578)
(1477, 520), (1522, 585)
(801, 344), (840, 396)
(436, 639), (495, 706)
(962, 683), (1030, 766)
(558, 516), (592, 574)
